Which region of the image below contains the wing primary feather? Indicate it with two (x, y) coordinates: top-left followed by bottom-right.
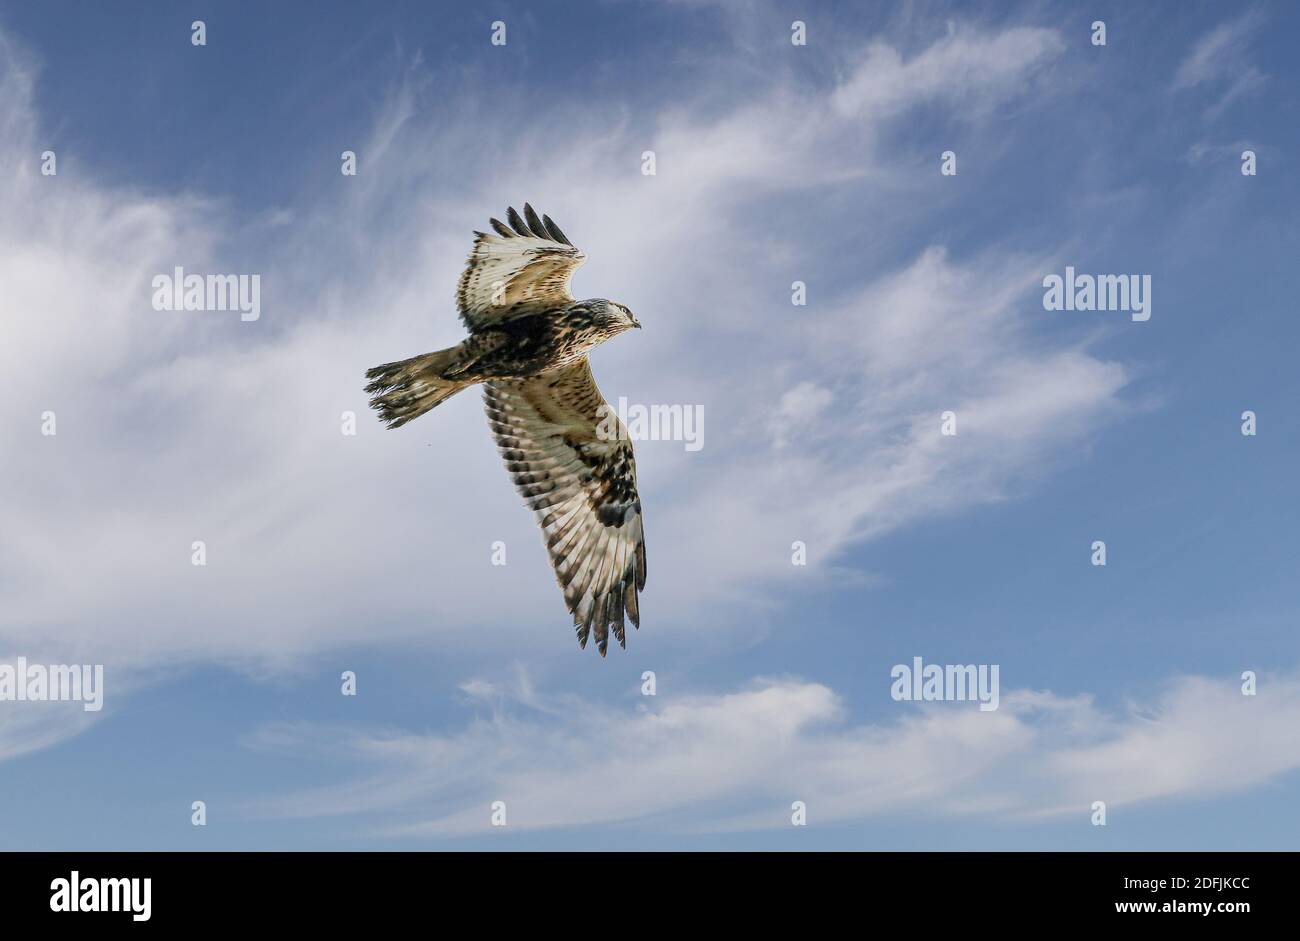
(575, 599), (591, 649)
(506, 206), (530, 237)
(624, 582), (640, 629)
(523, 204), (545, 238)
(567, 526), (610, 610)
(584, 529), (617, 629)
(489, 217), (514, 238)
(541, 215), (571, 246)
(584, 597), (605, 657)
(607, 538), (628, 643)
(594, 540), (624, 648)
(609, 588), (626, 648)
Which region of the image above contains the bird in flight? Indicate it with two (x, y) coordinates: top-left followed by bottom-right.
(364, 205), (646, 656)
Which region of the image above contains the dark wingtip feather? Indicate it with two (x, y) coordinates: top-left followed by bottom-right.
(608, 591), (626, 647)
(625, 583), (640, 630)
(591, 597), (609, 655)
(506, 206), (530, 237)
(576, 604), (593, 650)
(523, 204), (545, 238)
(489, 217), (514, 238)
(541, 214), (571, 246)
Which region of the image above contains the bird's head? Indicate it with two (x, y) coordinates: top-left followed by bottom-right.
(591, 299), (641, 335)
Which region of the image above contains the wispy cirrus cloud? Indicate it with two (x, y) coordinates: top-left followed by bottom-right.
(0, 698), (100, 764)
(1172, 9), (1267, 121)
(830, 25), (1063, 120)
(243, 667), (1300, 835)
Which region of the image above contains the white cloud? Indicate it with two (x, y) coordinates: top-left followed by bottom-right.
(1172, 10), (1266, 120)
(831, 27), (1063, 120)
(1185, 139), (1259, 166)
(771, 381), (834, 449)
(0, 698), (100, 763)
(244, 668), (1300, 834)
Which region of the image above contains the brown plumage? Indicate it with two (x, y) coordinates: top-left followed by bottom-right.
(364, 205), (646, 655)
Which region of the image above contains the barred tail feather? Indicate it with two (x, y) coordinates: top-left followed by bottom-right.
(364, 346), (473, 429)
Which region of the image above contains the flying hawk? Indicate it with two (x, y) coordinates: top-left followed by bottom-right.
(364, 205), (646, 656)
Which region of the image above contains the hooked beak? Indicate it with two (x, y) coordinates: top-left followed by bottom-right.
(632, 318), (642, 329)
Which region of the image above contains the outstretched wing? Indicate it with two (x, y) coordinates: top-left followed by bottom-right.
(483, 360), (646, 656)
(457, 204), (586, 330)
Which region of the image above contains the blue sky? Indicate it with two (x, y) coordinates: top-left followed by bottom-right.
(1, 0), (1298, 850)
